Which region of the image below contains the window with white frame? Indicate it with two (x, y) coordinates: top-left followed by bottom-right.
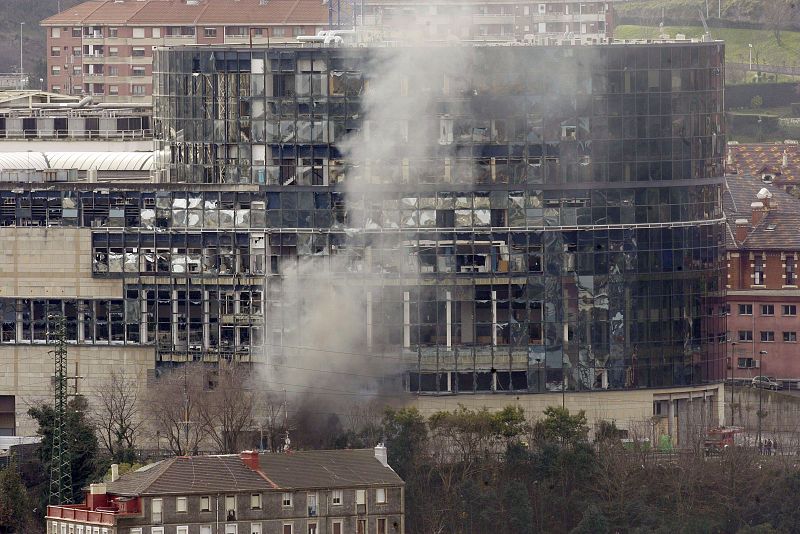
(76, 526), (84, 534)
(132, 27), (145, 38)
(307, 524), (317, 534)
(225, 495), (237, 521)
(332, 489), (342, 505)
(176, 496), (187, 512)
(784, 305), (797, 316)
(251, 493), (262, 509)
(152, 529), (164, 534)
(129, 530), (141, 534)
(108, 27), (118, 37)
(282, 492), (292, 507)
(761, 331), (775, 342)
(51, 46), (61, 57)
(201, 495), (211, 511)
(152, 27), (161, 38)
(200, 527), (212, 534)
(132, 47), (146, 57)
(308, 492), (318, 516)
(375, 488), (386, 504)
(177, 527), (188, 534)
(59, 525), (66, 534)
(132, 85), (146, 95)
(754, 256), (765, 285)
(225, 525), (237, 534)
(250, 524), (262, 534)
(762, 304), (775, 316)
(787, 260), (796, 285)
(152, 498), (163, 523)
(356, 489), (366, 505)
(52, 28), (61, 38)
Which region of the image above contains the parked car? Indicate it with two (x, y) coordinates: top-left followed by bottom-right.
(751, 376), (782, 390)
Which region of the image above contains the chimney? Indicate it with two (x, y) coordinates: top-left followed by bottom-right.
(735, 218), (749, 243)
(86, 483), (110, 510)
(751, 201), (765, 226)
(240, 450), (260, 471)
(757, 187), (773, 210)
(111, 463), (119, 482)
(374, 443), (388, 468)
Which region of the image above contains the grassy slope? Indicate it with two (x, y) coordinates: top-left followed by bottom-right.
(615, 25), (800, 67)
(615, 0), (767, 22)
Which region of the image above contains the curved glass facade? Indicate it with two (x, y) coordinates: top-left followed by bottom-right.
(150, 42), (727, 393)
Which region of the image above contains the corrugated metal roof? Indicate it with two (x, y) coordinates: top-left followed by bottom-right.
(0, 151), (153, 172)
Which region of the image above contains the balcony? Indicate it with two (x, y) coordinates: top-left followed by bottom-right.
(471, 13), (515, 25)
(46, 505), (116, 526)
(83, 53), (105, 63)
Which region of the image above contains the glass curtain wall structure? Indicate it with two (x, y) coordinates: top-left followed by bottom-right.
(46, 41), (722, 393)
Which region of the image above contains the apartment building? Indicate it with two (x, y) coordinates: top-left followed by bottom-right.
(46, 448), (405, 534)
(361, 0), (613, 42)
(40, 0), (331, 102)
(725, 171), (800, 382)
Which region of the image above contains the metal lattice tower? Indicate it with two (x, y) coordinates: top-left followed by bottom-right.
(48, 315), (72, 505)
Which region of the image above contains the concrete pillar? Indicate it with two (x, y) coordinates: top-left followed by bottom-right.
(491, 290), (497, 346)
(139, 291), (147, 344)
(446, 290), (452, 348)
(403, 291), (410, 348)
(667, 396), (676, 444)
(366, 290), (373, 350)
(203, 290), (210, 350)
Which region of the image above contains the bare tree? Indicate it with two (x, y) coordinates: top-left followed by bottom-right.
(147, 364), (209, 456)
(197, 364), (255, 454)
(256, 391), (288, 452)
(764, 0), (799, 45)
(92, 372), (142, 463)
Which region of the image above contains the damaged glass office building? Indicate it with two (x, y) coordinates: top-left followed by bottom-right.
(1, 41), (727, 396)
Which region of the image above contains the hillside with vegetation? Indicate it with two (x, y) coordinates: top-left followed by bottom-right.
(615, 24), (800, 69)
(0, 0), (83, 85)
(616, 0), (799, 31)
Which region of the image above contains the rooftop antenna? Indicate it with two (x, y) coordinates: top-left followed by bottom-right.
(698, 9), (712, 42)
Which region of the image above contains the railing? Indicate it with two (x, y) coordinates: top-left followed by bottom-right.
(727, 62), (800, 76)
(46, 505), (116, 525)
(0, 128), (153, 140)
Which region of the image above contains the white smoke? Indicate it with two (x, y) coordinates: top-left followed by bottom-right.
(260, 39), (479, 424)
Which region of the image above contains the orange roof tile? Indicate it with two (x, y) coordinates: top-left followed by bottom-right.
(42, 0), (328, 26)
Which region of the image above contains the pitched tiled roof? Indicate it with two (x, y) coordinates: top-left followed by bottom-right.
(42, 0), (328, 26)
(258, 449), (404, 490)
(106, 456), (270, 496)
(104, 450), (402, 497)
(727, 142), (800, 187)
(724, 172), (800, 250)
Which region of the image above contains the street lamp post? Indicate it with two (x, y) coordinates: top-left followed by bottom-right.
(748, 43), (753, 71)
(19, 22), (25, 90)
(757, 349), (768, 446)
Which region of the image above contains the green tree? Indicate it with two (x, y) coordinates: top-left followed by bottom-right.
(382, 407), (428, 479)
(505, 479), (533, 534)
(29, 396), (102, 504)
(532, 406), (589, 447)
(571, 504), (610, 534)
(0, 463), (31, 533)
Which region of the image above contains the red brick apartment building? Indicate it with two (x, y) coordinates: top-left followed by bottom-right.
(40, 0), (329, 102)
(725, 171), (800, 382)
